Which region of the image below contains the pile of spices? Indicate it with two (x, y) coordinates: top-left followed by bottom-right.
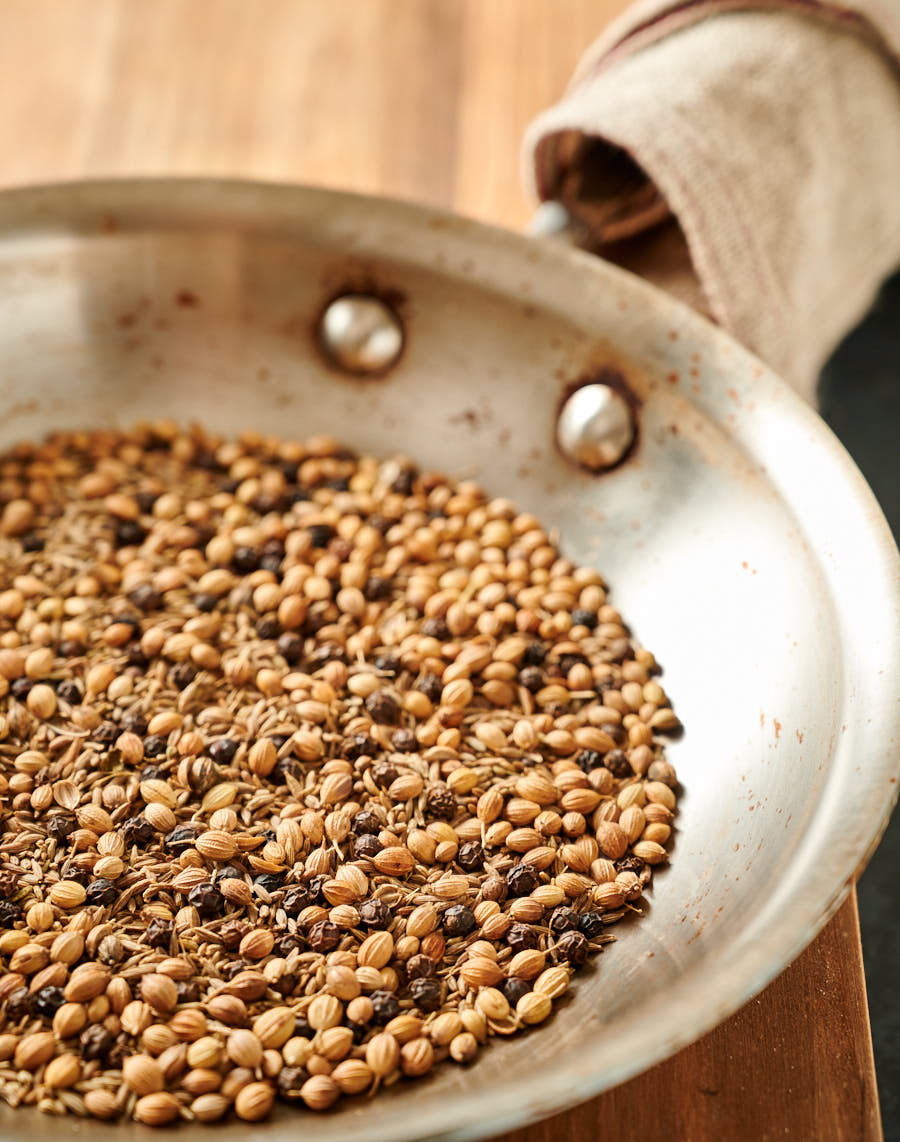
(0, 424), (680, 1124)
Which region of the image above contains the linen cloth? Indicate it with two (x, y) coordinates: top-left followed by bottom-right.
(523, 1), (900, 400)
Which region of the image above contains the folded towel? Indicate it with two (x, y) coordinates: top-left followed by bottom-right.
(524, 1), (900, 401)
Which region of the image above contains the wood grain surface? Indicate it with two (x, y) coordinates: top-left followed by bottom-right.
(0, 3), (883, 1139)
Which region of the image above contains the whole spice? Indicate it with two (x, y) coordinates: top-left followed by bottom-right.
(0, 425), (679, 1126)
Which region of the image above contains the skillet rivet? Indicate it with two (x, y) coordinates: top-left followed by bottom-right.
(319, 295), (404, 375)
(557, 384), (634, 471)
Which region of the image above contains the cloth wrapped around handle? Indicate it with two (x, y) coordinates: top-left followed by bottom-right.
(523, 0), (900, 402)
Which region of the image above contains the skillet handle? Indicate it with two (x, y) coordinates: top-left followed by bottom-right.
(527, 199), (710, 471)
(525, 201), (590, 246)
(528, 200), (711, 319)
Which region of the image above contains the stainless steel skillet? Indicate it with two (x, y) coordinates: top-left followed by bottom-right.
(0, 178), (896, 1142)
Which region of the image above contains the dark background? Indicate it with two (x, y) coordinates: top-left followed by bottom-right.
(818, 268), (900, 1140)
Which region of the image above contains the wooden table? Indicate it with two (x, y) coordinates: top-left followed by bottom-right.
(0, 2), (882, 1137)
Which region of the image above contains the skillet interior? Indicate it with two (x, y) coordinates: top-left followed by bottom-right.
(0, 180), (896, 1142)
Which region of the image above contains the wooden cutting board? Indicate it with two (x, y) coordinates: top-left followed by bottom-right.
(0, 2), (882, 1138)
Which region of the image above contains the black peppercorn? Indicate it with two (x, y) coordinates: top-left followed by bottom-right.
(481, 877), (507, 903)
(93, 721), (118, 745)
(304, 522), (333, 549)
(414, 673), (443, 703)
(604, 749), (633, 778)
(232, 546), (260, 573)
(366, 513), (394, 536)
(139, 765), (164, 782)
(128, 584), (162, 612)
(548, 907), (579, 936)
(558, 653), (587, 676)
(135, 490), (158, 513)
(306, 875), (328, 903)
(143, 735), (167, 758)
(421, 617), (449, 640)
(165, 823), (202, 852)
(306, 641), (346, 667)
(347, 1020), (368, 1044)
(187, 881), (222, 919)
(364, 691), (400, 725)
(10, 677), (33, 699)
(271, 936), (298, 962)
(353, 834), (382, 860)
(391, 728), (417, 753)
(273, 757), (299, 782)
(171, 662), (197, 690)
(256, 616), (280, 640)
(442, 904), (476, 938)
(457, 842), (484, 872)
(522, 642), (547, 666)
(115, 519), (145, 547)
(126, 643), (150, 668)
(193, 592), (218, 613)
(363, 576), (392, 601)
(352, 808), (384, 835)
(5, 988), (34, 1020)
(425, 785), (456, 821)
(501, 977), (532, 1007)
(62, 865), (91, 886)
(577, 749), (606, 773)
(271, 971), (297, 997)
(280, 887), (311, 918)
(122, 710), (148, 736)
(277, 633), (304, 664)
(390, 468), (417, 495)
(578, 911), (605, 939)
(21, 532), (44, 552)
(599, 722), (626, 745)
(370, 990), (401, 1024)
(373, 651), (401, 675)
(293, 1015), (313, 1040)
(254, 873), (285, 895)
(615, 855), (645, 875)
(80, 1024), (114, 1061)
(506, 864), (539, 897)
(519, 666), (545, 692)
(343, 733), (376, 761)
(405, 954), (434, 980)
(358, 898), (391, 929)
(276, 1066), (309, 1100)
(122, 815), (155, 847)
(177, 980), (200, 1004)
(85, 878), (118, 907)
(193, 449), (223, 471)
(507, 923), (538, 952)
(47, 814), (76, 842)
(145, 918), (173, 950)
(307, 920), (340, 953)
(571, 608), (598, 629)
(213, 865), (244, 883)
(209, 738), (239, 764)
(56, 679), (83, 705)
(370, 761), (398, 788)
(555, 930), (589, 966)
(0, 900), (21, 926)
(219, 923), (249, 952)
(59, 640), (85, 658)
(409, 977), (443, 1013)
